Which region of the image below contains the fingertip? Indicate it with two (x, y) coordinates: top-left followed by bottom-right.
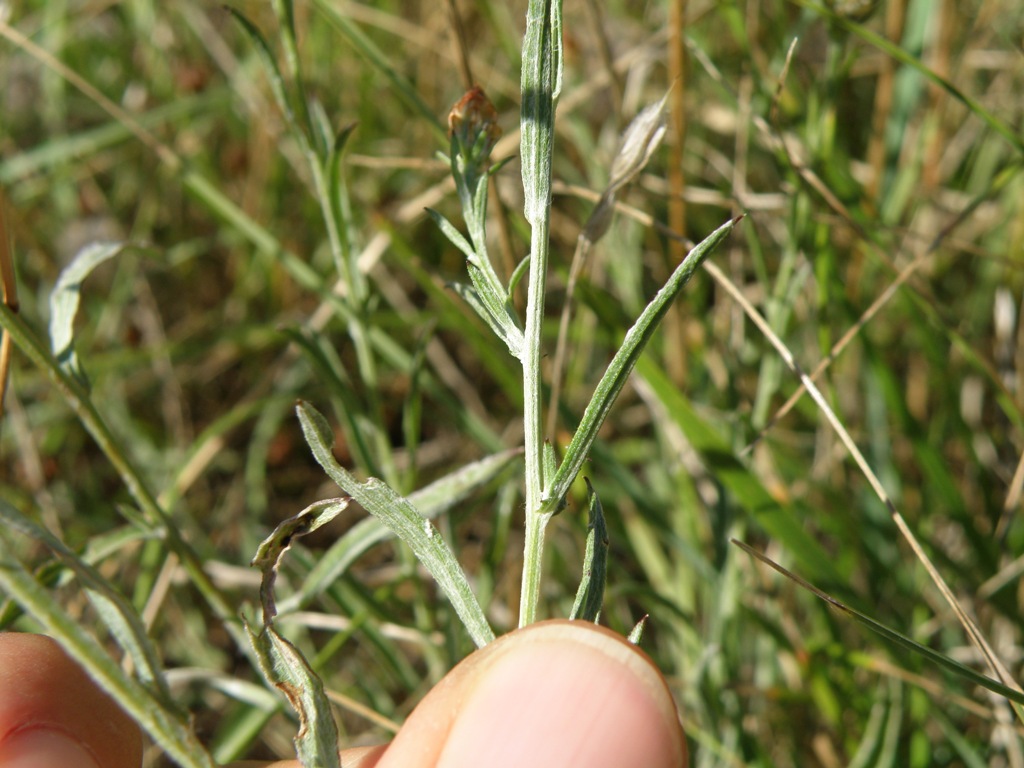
(0, 727), (102, 768)
(0, 633), (142, 768)
(380, 620), (686, 768)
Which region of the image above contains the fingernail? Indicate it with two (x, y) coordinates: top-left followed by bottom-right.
(437, 622), (686, 768)
(0, 728), (101, 768)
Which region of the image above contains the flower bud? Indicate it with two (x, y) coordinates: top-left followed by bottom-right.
(448, 85), (502, 164)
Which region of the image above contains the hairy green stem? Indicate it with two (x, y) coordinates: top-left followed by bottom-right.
(518, 0), (562, 627)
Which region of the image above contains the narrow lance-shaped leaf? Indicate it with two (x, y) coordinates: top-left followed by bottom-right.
(280, 449), (521, 614)
(425, 207), (477, 263)
(466, 262), (524, 349)
(297, 401), (495, 648)
(427, 206), (521, 355)
(520, 0), (563, 225)
(447, 280), (524, 360)
(569, 479), (608, 622)
(545, 216), (739, 510)
(246, 622), (341, 768)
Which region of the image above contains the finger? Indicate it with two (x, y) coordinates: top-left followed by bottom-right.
(376, 619), (686, 768)
(230, 744), (388, 767)
(0, 633), (142, 768)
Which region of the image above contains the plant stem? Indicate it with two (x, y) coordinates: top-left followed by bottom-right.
(518, 0), (562, 627)
(520, 210), (550, 628)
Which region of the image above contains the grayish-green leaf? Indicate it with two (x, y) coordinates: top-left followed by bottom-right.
(520, 0), (563, 225)
(48, 241), (126, 384)
(569, 479), (608, 622)
(507, 252), (531, 299)
(246, 620), (341, 768)
(247, 497), (348, 768)
(545, 217), (738, 510)
(428, 205), (510, 326)
(252, 498), (350, 620)
(448, 280), (524, 359)
(426, 207), (477, 263)
(297, 401), (495, 648)
(280, 449), (521, 614)
(428, 206), (522, 358)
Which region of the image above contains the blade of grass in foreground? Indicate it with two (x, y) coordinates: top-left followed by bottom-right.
(297, 400), (495, 648)
(733, 540), (1024, 709)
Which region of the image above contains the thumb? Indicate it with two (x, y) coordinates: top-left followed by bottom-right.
(372, 619), (686, 768)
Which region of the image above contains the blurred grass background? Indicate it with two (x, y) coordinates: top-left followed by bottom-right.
(1, 0), (1023, 765)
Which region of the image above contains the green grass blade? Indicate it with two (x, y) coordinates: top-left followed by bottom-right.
(637, 356), (842, 583)
(799, 0), (1024, 155)
(545, 217), (739, 511)
(296, 401), (495, 648)
(310, 0), (446, 143)
(734, 540), (1024, 707)
(227, 7), (309, 152)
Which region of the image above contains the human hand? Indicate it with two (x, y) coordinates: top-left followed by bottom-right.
(0, 620), (686, 767)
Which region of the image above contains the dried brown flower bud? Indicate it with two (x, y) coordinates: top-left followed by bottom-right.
(448, 85), (502, 161)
